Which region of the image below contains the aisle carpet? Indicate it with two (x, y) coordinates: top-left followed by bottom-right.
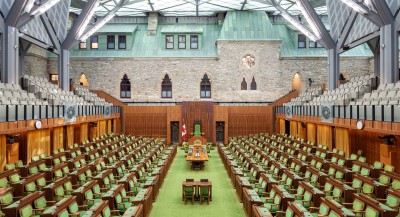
(150, 148), (246, 217)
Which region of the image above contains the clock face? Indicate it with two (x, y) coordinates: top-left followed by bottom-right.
(357, 121), (363, 130)
(35, 121), (42, 129)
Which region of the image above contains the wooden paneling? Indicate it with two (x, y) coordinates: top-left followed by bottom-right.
(52, 127), (64, 152)
(123, 106), (168, 137)
(98, 121), (107, 136)
(279, 119), (285, 135)
(290, 121), (298, 136)
(80, 123), (89, 142)
(227, 106), (273, 138)
(307, 123), (316, 143)
(27, 129), (50, 163)
(0, 135), (6, 172)
(335, 127), (350, 156)
(6, 143), (18, 164)
(348, 130), (385, 166)
(66, 125), (74, 148)
(182, 102), (214, 142)
(107, 120), (112, 133)
(317, 125), (333, 150)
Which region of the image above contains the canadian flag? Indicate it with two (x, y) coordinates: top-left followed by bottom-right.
(182, 119), (187, 141)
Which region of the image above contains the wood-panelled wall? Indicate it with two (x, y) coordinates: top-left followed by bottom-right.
(278, 118), (400, 173)
(27, 129), (50, 163)
(80, 123), (89, 142)
(0, 135), (5, 172)
(317, 125), (333, 150)
(122, 104), (274, 144)
(52, 127), (64, 152)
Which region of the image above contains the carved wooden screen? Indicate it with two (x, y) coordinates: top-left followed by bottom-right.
(182, 101), (214, 142)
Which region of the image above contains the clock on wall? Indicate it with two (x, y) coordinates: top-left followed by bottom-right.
(356, 121), (364, 130)
(35, 120), (42, 129)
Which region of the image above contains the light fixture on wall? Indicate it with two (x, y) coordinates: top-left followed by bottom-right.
(296, 0), (322, 40)
(281, 12), (317, 42)
(339, 0), (368, 15)
(80, 12), (115, 41)
(31, 0), (62, 17)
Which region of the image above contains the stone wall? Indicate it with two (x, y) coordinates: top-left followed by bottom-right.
(24, 45), (49, 79)
(46, 40), (372, 102)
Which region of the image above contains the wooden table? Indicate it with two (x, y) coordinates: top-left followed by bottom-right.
(181, 181), (212, 201)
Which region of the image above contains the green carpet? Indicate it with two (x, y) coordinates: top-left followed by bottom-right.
(150, 149), (246, 217)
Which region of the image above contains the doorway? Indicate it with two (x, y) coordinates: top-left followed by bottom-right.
(216, 122), (225, 143)
(170, 122), (179, 144)
(285, 120), (290, 135)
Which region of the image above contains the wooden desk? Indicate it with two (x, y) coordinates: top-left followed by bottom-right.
(351, 194), (397, 217)
(186, 144), (209, 170)
(252, 205), (273, 217)
(235, 176), (252, 202)
(40, 196), (77, 217)
(132, 188), (153, 217)
(352, 174), (388, 199)
(144, 175), (160, 201)
(243, 188), (264, 217)
(325, 178), (356, 203)
(181, 181), (212, 201)
(44, 176), (71, 202)
(11, 173), (46, 197)
(72, 180), (98, 205)
(102, 184), (125, 211)
(122, 204), (144, 217)
(3, 192), (44, 217)
(285, 202), (314, 217)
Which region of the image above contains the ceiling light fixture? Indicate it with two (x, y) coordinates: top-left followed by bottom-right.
(30, 0), (61, 17)
(75, 1), (100, 40)
(296, 0), (322, 40)
(80, 12), (115, 41)
(339, 0), (368, 15)
(281, 12), (318, 42)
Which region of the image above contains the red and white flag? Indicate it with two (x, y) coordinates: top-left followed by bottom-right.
(182, 119), (187, 141)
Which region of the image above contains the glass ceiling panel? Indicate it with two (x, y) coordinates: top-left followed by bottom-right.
(70, 0), (327, 17)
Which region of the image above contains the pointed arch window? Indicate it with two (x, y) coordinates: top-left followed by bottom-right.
(161, 74), (172, 98)
(200, 74), (211, 98)
(250, 77), (257, 90)
(120, 74), (131, 98)
(241, 77), (247, 90)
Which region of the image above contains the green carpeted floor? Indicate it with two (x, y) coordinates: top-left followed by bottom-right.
(150, 149), (246, 217)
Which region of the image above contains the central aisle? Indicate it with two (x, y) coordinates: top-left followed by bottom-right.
(150, 148), (246, 217)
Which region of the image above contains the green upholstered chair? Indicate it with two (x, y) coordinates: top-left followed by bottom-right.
(384, 165), (394, 172)
(293, 185), (305, 200)
(310, 202), (330, 217)
(32, 156), (40, 162)
(194, 124), (201, 136)
(378, 174), (391, 185)
(360, 168), (370, 177)
(350, 154), (358, 160)
(29, 166), (39, 175)
(33, 196), (47, 215)
(115, 193), (132, 212)
(261, 189), (276, 204)
(25, 182), (37, 195)
(362, 183), (374, 198)
(294, 191), (312, 209)
(184, 186), (195, 205)
(58, 209), (69, 217)
(0, 191), (14, 211)
(54, 169), (63, 180)
(334, 171), (344, 181)
(0, 177), (7, 188)
(364, 206), (379, 217)
(343, 198), (365, 217)
(5, 163), (15, 171)
(373, 161), (383, 169)
(350, 178), (363, 193)
(263, 194), (282, 214)
(392, 179), (400, 190)
(253, 180), (268, 197)
(54, 186), (66, 202)
(92, 183), (103, 199)
(64, 181), (73, 195)
(84, 190), (102, 208)
(36, 177), (46, 191)
(19, 204), (34, 217)
(15, 160), (24, 167)
(199, 186), (210, 205)
(326, 187), (342, 203)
